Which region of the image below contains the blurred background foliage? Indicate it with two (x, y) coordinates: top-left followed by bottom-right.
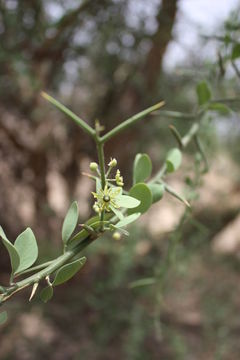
(0, 0), (240, 359)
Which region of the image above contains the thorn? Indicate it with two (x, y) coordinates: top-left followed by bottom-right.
(183, 199), (191, 208)
(29, 283), (39, 302)
(45, 276), (52, 287)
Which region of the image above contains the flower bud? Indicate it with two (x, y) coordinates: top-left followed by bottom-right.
(93, 202), (100, 213)
(112, 231), (121, 241)
(90, 162), (98, 172)
(108, 158), (117, 167)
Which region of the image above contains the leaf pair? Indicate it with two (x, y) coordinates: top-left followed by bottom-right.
(0, 226), (38, 277)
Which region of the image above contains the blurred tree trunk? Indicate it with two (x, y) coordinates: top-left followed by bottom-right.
(99, 0), (178, 122)
(144, 0), (178, 91)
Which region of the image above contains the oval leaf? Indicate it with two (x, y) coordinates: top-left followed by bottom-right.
(133, 153), (152, 184)
(0, 226), (20, 275)
(0, 311), (8, 325)
(53, 257), (86, 286)
(62, 201), (79, 244)
(115, 213), (141, 228)
(40, 286), (53, 303)
(196, 81), (211, 105)
(166, 148), (182, 173)
(128, 183), (152, 215)
(14, 228), (38, 274)
(117, 195), (140, 209)
(208, 102), (230, 115)
(148, 184), (165, 203)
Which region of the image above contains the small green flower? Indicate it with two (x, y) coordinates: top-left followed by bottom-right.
(92, 182), (140, 220)
(92, 185), (122, 212)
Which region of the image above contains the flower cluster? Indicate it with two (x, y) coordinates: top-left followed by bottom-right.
(115, 169), (124, 187)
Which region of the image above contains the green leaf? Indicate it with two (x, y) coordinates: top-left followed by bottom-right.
(231, 43), (240, 60)
(40, 286), (53, 303)
(115, 213), (141, 228)
(62, 201), (79, 244)
(0, 226), (20, 275)
(53, 257), (86, 286)
(128, 183), (152, 215)
(14, 228), (38, 274)
(129, 277), (156, 289)
(166, 148), (182, 173)
(0, 311), (8, 325)
(208, 102), (230, 115)
(196, 81), (211, 105)
(133, 153), (152, 184)
(148, 184), (165, 203)
(110, 205), (124, 220)
(117, 195), (140, 208)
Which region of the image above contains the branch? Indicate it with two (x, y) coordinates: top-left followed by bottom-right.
(0, 235), (94, 304)
(41, 92), (96, 138)
(0, 99), (208, 306)
(100, 101), (165, 143)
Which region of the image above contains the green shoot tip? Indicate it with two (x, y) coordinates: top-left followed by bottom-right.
(154, 101), (165, 110)
(41, 91), (51, 101)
